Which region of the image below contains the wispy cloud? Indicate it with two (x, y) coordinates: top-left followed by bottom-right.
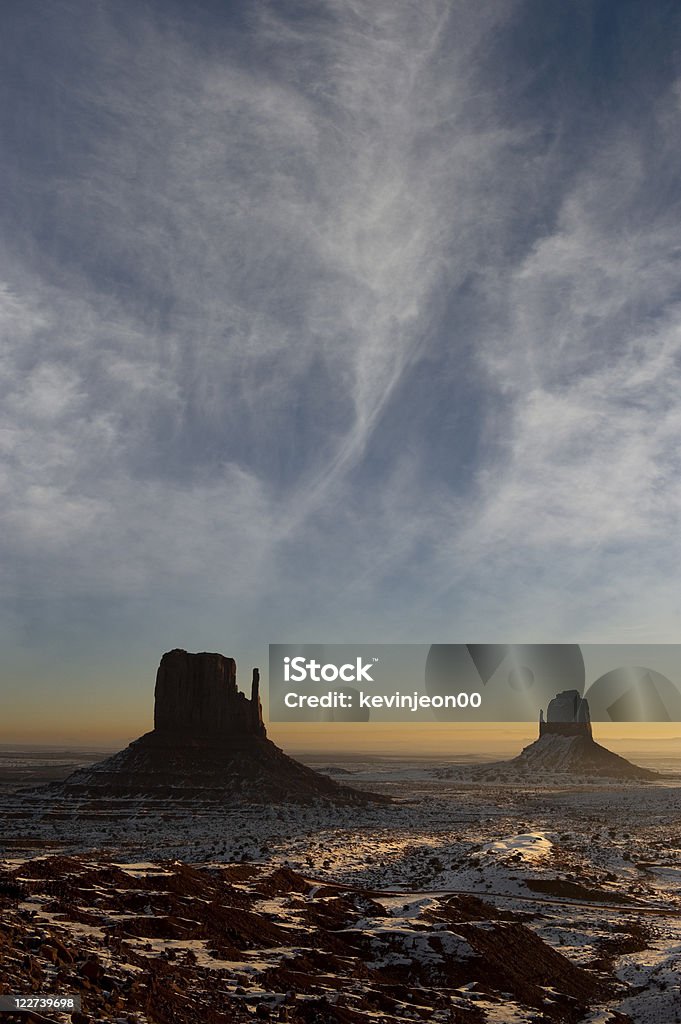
(1, 3), (515, 606)
(2, 0), (681, 661)
(433, 103), (681, 638)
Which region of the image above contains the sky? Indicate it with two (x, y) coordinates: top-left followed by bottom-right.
(2, 0), (681, 745)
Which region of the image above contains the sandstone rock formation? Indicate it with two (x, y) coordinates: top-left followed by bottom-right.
(52, 650), (384, 805)
(153, 650), (266, 738)
(511, 690), (655, 779)
(541, 689), (591, 734)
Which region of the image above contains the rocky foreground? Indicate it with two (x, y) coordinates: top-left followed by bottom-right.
(0, 855), (638, 1024)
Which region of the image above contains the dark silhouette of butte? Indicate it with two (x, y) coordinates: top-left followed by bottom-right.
(509, 690), (656, 779)
(56, 650), (384, 804)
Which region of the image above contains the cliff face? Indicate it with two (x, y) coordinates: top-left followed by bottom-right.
(153, 650), (265, 739)
(539, 689), (592, 739)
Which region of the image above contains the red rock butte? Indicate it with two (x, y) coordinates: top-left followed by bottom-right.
(539, 689), (593, 739)
(511, 689), (656, 779)
(153, 649), (266, 741)
(48, 650), (386, 805)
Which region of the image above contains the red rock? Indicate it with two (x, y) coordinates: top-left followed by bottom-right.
(154, 650), (265, 738)
(80, 956), (104, 982)
(50, 651), (385, 806)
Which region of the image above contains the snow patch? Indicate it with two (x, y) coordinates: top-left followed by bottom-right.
(475, 833), (553, 863)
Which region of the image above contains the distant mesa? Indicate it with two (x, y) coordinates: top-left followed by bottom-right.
(52, 649), (384, 805)
(512, 689), (656, 780)
(539, 689), (591, 737)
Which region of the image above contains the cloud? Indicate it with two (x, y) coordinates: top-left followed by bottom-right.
(0, 2), (521, 612)
(2, 0), (681, 656)
(429, 102), (681, 638)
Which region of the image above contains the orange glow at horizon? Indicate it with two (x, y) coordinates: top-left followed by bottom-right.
(2, 715), (681, 758)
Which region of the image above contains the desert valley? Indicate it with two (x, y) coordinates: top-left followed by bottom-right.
(1, 654), (681, 1024)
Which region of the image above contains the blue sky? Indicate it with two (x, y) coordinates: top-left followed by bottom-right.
(2, 1), (681, 737)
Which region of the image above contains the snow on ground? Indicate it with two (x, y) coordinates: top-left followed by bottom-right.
(476, 999), (539, 1022)
(475, 831), (553, 863)
(113, 862), (175, 877)
(618, 964), (681, 1023)
(3, 756), (681, 1019)
(616, 934), (681, 1022)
